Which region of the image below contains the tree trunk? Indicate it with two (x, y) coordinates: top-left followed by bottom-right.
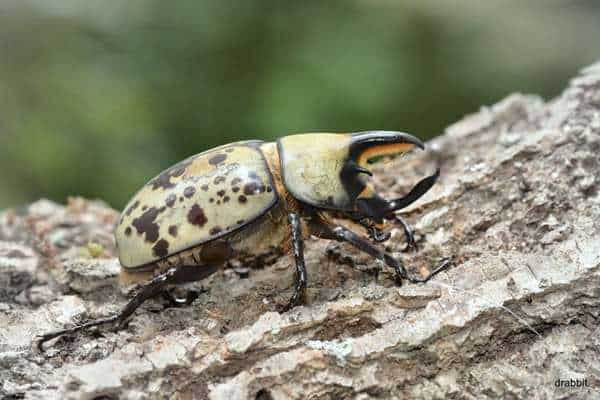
(2, 62), (600, 400)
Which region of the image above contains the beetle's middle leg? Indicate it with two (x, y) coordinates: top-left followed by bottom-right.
(36, 264), (217, 351)
(281, 212), (307, 311)
(312, 219), (450, 284)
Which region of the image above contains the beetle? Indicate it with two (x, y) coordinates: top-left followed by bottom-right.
(37, 131), (450, 349)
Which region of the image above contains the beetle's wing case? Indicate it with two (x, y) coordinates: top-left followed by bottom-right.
(115, 141), (278, 269)
(278, 133), (355, 210)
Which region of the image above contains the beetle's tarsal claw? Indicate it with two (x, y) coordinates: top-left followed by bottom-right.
(280, 286), (306, 312)
(404, 257), (453, 284)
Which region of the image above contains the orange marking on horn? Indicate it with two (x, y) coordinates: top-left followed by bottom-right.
(358, 142), (415, 167)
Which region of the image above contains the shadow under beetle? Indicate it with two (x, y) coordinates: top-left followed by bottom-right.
(37, 131), (450, 350)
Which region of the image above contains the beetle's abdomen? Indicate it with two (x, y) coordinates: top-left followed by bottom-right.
(115, 141), (278, 269)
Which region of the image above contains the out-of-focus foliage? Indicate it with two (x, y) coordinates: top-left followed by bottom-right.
(1, 0), (599, 209)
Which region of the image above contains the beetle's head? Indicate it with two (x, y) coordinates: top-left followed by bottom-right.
(341, 131), (439, 225)
(278, 131), (438, 232)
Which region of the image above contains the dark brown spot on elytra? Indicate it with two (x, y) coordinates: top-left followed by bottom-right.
(187, 204), (207, 227)
(243, 182), (266, 196)
(184, 186), (196, 198)
(238, 195), (247, 203)
(209, 198), (214, 203)
(214, 176), (226, 185)
(132, 207), (166, 243)
(223, 196), (230, 203)
(179, 197), (184, 202)
(165, 194), (176, 207)
(217, 200), (221, 205)
(209, 226), (223, 235)
(168, 225), (178, 237)
(124, 200), (140, 216)
(201, 184), (209, 191)
(150, 157), (193, 190)
(217, 189), (226, 197)
(232, 186), (240, 193)
(236, 219), (245, 225)
(231, 177), (242, 186)
(152, 239), (169, 258)
(266, 186), (272, 193)
(209, 153), (227, 165)
(142, 205), (148, 211)
(124, 227), (132, 236)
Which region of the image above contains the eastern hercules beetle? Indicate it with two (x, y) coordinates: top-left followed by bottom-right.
(37, 131), (450, 349)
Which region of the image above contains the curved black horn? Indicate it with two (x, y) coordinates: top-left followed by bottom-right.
(349, 131), (425, 162)
(386, 168), (440, 214)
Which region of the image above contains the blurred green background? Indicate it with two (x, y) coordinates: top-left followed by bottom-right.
(1, 1), (599, 210)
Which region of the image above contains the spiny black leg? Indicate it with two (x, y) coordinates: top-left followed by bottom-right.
(282, 213), (307, 311)
(35, 315), (120, 352)
(391, 215), (417, 252)
(36, 264), (217, 351)
(317, 222), (450, 285)
(36, 267), (176, 351)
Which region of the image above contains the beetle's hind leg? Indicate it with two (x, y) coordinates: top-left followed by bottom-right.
(36, 264), (217, 351)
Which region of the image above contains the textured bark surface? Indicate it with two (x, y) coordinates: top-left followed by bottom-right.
(2, 63), (600, 400)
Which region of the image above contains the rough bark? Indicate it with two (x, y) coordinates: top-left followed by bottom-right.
(2, 63), (600, 400)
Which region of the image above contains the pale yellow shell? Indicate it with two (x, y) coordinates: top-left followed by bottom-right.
(115, 141), (277, 268)
(278, 133), (354, 210)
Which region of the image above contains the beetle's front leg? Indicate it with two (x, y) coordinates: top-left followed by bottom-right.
(391, 215), (418, 252)
(314, 220), (449, 285)
(281, 213), (308, 311)
(360, 215), (417, 251)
